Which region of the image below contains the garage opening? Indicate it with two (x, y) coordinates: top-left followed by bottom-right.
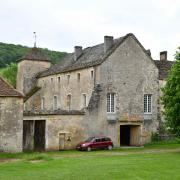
(120, 125), (130, 146)
(23, 120), (45, 151)
(120, 125), (140, 146)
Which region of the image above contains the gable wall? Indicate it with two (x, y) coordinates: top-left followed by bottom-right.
(85, 36), (159, 145)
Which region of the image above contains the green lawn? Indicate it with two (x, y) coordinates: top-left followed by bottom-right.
(0, 143), (180, 180)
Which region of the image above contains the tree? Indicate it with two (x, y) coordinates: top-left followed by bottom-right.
(0, 63), (17, 87)
(162, 47), (180, 136)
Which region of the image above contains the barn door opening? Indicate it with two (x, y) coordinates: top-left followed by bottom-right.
(23, 120), (46, 151)
(34, 120), (45, 151)
(120, 125), (130, 146)
(120, 125), (140, 146)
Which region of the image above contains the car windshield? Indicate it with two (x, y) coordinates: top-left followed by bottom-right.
(84, 137), (94, 142)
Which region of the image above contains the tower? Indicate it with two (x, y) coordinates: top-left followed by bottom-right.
(16, 47), (51, 95)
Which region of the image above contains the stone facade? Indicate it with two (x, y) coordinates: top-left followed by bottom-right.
(15, 33), (173, 151)
(0, 77), (23, 152)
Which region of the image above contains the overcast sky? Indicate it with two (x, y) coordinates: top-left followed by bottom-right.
(0, 0), (179, 60)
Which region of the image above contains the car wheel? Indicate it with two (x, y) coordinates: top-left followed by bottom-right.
(87, 146), (91, 152)
(107, 145), (113, 150)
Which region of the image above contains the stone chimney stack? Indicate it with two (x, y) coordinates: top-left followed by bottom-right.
(146, 49), (151, 57)
(160, 51), (167, 61)
(104, 36), (114, 53)
(74, 46), (82, 61)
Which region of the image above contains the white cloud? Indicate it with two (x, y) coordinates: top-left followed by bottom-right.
(0, 0), (179, 59)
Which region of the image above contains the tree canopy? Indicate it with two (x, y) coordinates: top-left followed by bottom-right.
(0, 42), (67, 68)
(162, 47), (180, 136)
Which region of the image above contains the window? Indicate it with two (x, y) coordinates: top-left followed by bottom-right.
(77, 73), (80, 82)
(67, 75), (70, 84)
(58, 77), (60, 83)
(67, 94), (71, 110)
(41, 97), (45, 110)
(51, 78), (53, 83)
(91, 70), (94, 79)
(82, 94), (87, 108)
(53, 96), (58, 110)
(144, 94), (152, 113)
(107, 93), (115, 113)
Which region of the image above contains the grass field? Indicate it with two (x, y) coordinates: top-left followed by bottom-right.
(0, 143), (180, 180)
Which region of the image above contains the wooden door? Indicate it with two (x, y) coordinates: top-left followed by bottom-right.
(59, 133), (65, 150)
(23, 120), (34, 151)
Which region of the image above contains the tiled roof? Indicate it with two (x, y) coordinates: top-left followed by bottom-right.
(0, 77), (23, 97)
(17, 47), (50, 62)
(38, 34), (128, 77)
(154, 60), (174, 80)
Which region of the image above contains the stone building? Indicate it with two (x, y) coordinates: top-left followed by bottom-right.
(15, 33), (173, 151)
(0, 77), (23, 152)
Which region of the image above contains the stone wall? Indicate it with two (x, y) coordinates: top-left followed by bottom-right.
(25, 67), (96, 111)
(16, 60), (51, 95)
(0, 97), (23, 152)
(23, 114), (85, 150)
(84, 35), (159, 146)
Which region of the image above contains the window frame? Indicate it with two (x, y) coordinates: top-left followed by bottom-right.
(107, 93), (115, 113)
(41, 97), (45, 110)
(144, 94), (152, 114)
(67, 94), (71, 110)
(53, 95), (58, 110)
(77, 73), (81, 82)
(82, 93), (87, 108)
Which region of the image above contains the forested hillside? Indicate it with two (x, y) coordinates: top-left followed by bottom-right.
(0, 42), (67, 68)
(0, 42), (67, 86)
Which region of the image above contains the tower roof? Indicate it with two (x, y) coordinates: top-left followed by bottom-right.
(0, 77), (23, 97)
(17, 47), (50, 62)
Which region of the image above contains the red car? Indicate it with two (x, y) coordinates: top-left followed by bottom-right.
(76, 136), (113, 151)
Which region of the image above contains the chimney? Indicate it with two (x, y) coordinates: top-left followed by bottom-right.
(146, 49), (151, 57)
(160, 51), (167, 61)
(104, 36), (114, 53)
(74, 46), (82, 61)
